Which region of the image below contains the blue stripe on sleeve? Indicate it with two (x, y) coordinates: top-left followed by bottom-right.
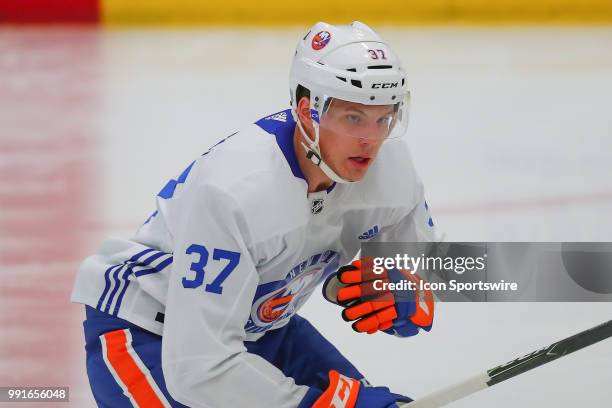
(113, 265), (135, 317)
(112, 251), (174, 316)
(104, 263), (128, 314)
(134, 256), (173, 277)
(96, 264), (122, 310)
(98, 248), (157, 313)
(141, 251), (166, 265)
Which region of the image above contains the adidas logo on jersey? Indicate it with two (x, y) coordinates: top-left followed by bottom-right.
(265, 112), (287, 122)
(358, 225), (379, 240)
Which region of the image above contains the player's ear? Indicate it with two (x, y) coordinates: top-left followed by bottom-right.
(297, 96), (312, 126)
(297, 96), (316, 138)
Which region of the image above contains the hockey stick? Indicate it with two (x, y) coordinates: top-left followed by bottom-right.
(398, 320), (612, 408)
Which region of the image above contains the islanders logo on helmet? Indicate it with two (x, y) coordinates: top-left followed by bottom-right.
(312, 31), (331, 50)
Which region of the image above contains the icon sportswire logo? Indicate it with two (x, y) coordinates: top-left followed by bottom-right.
(358, 225), (379, 240)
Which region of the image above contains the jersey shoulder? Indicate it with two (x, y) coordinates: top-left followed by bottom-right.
(168, 111), (310, 242)
(192, 109), (300, 185)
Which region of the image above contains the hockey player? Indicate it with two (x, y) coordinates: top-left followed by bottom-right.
(71, 21), (439, 408)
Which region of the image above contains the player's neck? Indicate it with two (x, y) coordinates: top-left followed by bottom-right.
(293, 128), (334, 194)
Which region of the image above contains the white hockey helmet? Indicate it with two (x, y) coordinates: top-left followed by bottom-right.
(289, 21), (410, 183)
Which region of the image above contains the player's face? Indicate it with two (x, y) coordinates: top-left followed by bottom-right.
(319, 100), (393, 181)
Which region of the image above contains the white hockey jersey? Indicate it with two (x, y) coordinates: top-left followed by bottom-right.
(71, 109), (439, 407)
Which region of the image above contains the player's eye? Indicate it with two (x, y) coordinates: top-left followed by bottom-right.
(345, 114), (361, 125)
(377, 116), (392, 126)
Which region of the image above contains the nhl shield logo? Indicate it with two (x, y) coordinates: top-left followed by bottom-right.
(311, 198), (324, 214)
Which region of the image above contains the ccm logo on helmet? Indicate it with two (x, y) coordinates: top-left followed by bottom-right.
(372, 82), (398, 89)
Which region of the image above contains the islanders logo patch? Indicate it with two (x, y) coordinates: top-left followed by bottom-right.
(245, 250), (339, 333)
(257, 290), (295, 323)
(312, 31), (331, 50)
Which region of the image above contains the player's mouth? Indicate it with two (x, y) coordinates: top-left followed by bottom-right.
(348, 156), (371, 169)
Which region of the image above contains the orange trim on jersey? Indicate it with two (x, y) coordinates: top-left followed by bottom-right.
(102, 329), (167, 408)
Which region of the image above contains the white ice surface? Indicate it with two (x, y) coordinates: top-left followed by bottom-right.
(1, 26), (611, 407)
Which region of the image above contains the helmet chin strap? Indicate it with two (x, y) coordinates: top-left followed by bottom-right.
(295, 116), (354, 184)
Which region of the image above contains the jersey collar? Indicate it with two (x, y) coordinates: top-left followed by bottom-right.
(255, 109), (336, 193)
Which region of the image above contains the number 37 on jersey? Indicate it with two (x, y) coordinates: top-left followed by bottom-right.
(181, 244), (240, 295)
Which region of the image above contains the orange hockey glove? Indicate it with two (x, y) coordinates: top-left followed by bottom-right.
(322, 258), (434, 336)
